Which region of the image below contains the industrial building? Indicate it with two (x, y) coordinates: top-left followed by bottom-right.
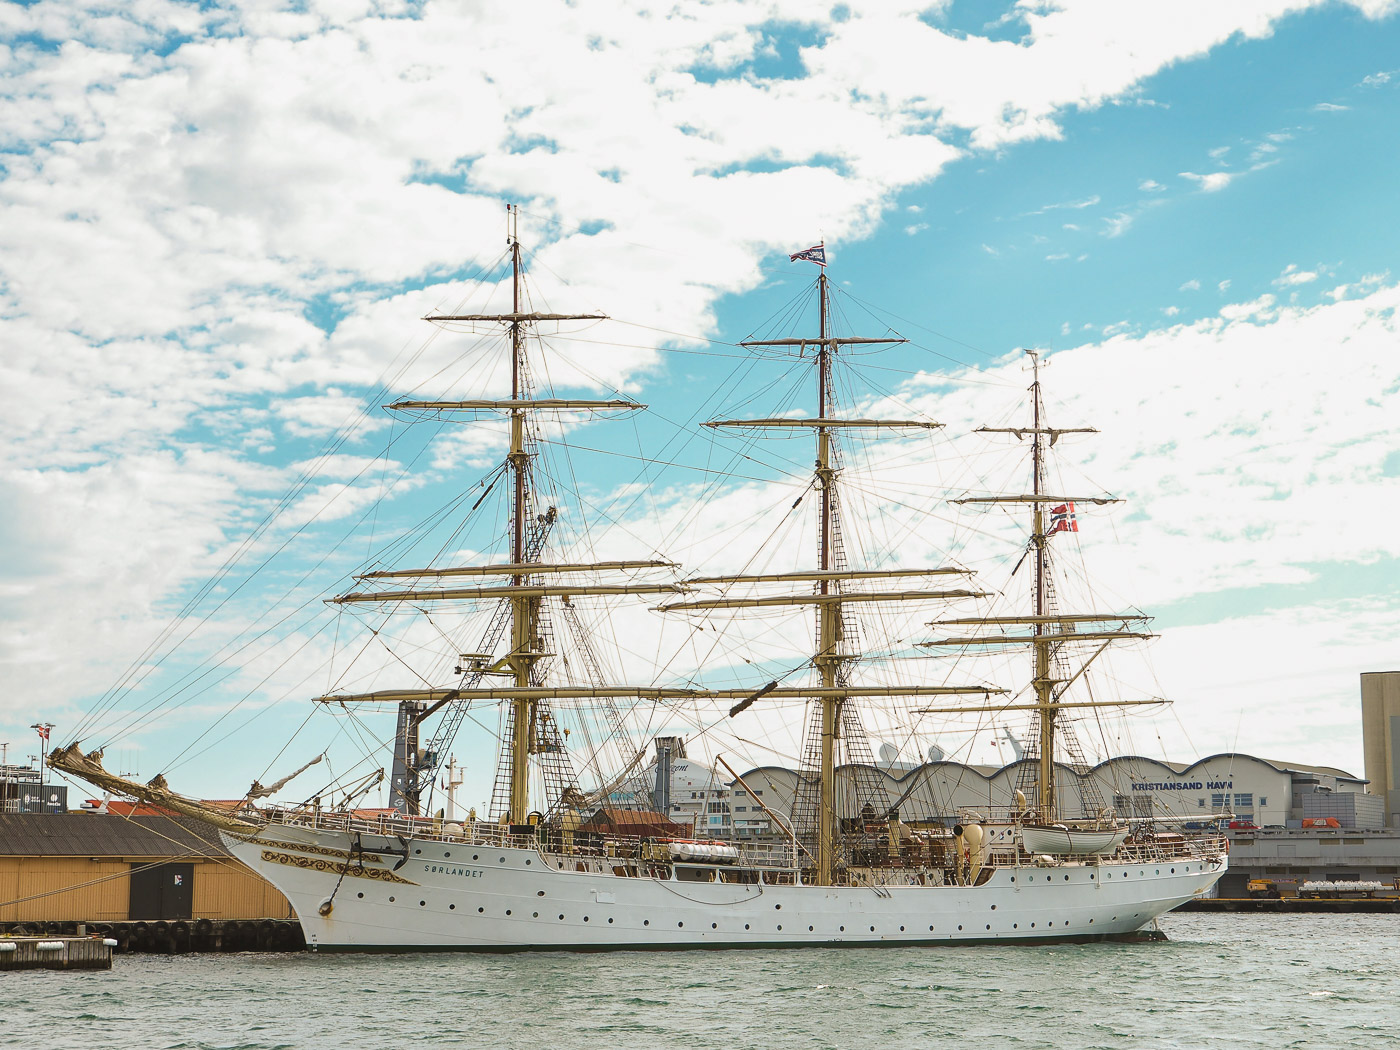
(1361, 670), (1400, 827)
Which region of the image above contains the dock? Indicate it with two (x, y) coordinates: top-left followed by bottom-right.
(0, 935), (113, 970)
(0, 918), (305, 953)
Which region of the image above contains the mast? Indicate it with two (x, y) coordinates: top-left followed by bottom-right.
(814, 270), (840, 886)
(506, 205), (535, 825)
(1028, 351), (1055, 820)
(945, 349), (1156, 824)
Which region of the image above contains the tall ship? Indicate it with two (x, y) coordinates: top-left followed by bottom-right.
(52, 218), (1227, 950)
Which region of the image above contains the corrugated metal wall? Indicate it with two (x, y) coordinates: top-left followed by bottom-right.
(0, 857), (292, 922)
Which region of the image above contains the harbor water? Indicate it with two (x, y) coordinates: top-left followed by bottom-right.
(4, 913), (1393, 1049)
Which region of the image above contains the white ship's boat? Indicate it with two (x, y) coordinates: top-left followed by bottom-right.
(53, 217), (1226, 950)
(1020, 825), (1130, 856)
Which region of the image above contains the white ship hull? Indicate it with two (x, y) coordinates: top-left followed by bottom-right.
(224, 825), (1226, 952)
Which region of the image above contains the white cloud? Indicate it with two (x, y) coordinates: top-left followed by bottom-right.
(1179, 278), (1201, 291)
(1218, 279), (1233, 292)
(904, 222), (929, 235)
(1102, 212), (1135, 237)
(1274, 263), (1319, 286)
(1179, 169), (1238, 192)
(1046, 252), (1070, 261)
(1361, 68), (1398, 86)
(1312, 101), (1349, 111)
(1162, 305), (1181, 316)
(1139, 178), (1166, 192)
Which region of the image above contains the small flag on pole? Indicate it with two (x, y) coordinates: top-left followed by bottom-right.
(1049, 502), (1078, 534)
(789, 243), (826, 266)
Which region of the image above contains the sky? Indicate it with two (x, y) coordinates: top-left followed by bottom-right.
(2, 0), (1398, 810)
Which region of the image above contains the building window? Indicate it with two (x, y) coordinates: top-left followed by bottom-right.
(1259, 796), (1268, 807)
(1211, 793), (1228, 810)
(736, 806), (747, 812)
(1233, 793), (1254, 809)
(1133, 797), (1153, 818)
(1198, 798), (1206, 808)
(1113, 794), (1131, 814)
(754, 790), (763, 796)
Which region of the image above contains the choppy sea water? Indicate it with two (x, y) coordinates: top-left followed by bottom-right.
(5, 913), (1394, 1050)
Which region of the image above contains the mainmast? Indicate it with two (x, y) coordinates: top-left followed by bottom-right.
(814, 270), (840, 887)
(686, 247), (1000, 886)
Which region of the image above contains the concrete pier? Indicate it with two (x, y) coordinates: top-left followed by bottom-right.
(0, 935), (113, 971)
(1177, 897), (1400, 913)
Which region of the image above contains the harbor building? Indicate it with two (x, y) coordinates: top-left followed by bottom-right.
(0, 813), (292, 924)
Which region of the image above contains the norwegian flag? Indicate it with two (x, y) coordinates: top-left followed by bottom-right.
(1049, 502), (1078, 534)
(34, 724), (50, 741)
(789, 243), (826, 266)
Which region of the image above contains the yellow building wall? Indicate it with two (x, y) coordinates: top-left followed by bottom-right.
(192, 860), (294, 919)
(0, 856), (293, 922)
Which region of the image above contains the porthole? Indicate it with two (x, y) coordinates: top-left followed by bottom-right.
(990, 904), (997, 910)
(985, 924), (991, 930)
(499, 857), (506, 864)
(957, 925), (963, 931)
(478, 907), (484, 914)
(808, 926), (813, 932)
(472, 854), (479, 861)
(449, 904), (455, 910)
(414, 849), (421, 855)
(525, 859), (531, 865)
(774, 904), (782, 910)
(559, 914), (565, 920)
(1013, 924), (1018, 929)
(928, 925), (934, 932)
(505, 909), (512, 916)
(583, 916), (589, 922)
(1089, 918), (1094, 924)
(538, 891), (546, 896)
(776, 925), (782, 931)
(420, 901), (426, 907)
(643, 920), (649, 926)
(744, 924), (750, 930)
(678, 921), (684, 928)
(533, 912), (539, 918)
(608, 918), (613, 923)
(1090, 873), (1095, 880)
(357, 892), (364, 899)
(1010, 876), (1016, 883)
(389, 896), (396, 903)
(839, 925), (845, 932)
(869, 925), (875, 932)
(1171, 867), (1176, 873)
(1064, 874), (1069, 881)
(899, 925), (905, 932)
